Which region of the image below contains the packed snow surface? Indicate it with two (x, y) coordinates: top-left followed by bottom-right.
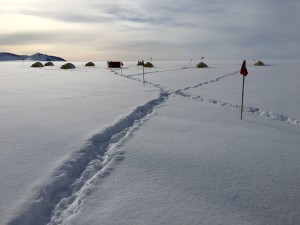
(1, 60), (300, 225)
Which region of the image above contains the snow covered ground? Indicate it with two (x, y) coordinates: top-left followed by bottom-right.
(1, 60), (300, 225)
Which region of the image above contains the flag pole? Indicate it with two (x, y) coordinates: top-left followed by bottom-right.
(240, 60), (248, 120)
(241, 75), (245, 120)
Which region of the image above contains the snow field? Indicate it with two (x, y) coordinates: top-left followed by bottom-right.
(1, 60), (300, 224)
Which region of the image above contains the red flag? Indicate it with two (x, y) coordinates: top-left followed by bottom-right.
(240, 60), (248, 76)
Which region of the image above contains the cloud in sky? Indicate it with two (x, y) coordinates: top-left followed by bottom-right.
(1, 0), (300, 61)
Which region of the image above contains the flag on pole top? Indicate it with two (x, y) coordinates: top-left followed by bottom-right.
(240, 60), (248, 76)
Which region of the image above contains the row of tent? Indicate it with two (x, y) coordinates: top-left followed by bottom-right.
(31, 61), (155, 69)
(31, 61), (207, 69)
(31, 62), (94, 69)
(31, 60), (265, 70)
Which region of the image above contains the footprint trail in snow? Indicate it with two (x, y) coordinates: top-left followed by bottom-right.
(111, 67), (300, 126)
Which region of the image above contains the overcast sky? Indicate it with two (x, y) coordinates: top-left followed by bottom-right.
(1, 0), (299, 61)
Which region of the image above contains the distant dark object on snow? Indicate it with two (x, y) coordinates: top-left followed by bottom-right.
(107, 61), (123, 68)
(254, 60), (265, 66)
(144, 62), (154, 68)
(31, 62), (44, 68)
(61, 63), (76, 69)
(196, 62), (208, 68)
(44, 62), (54, 66)
(137, 61), (144, 66)
(85, 62), (95, 67)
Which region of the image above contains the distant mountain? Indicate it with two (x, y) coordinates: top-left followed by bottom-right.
(0, 52), (66, 61)
(26, 53), (66, 61)
(0, 52), (28, 61)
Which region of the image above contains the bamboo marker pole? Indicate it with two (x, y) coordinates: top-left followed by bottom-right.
(241, 75), (245, 120)
(142, 60), (145, 85)
(143, 64), (145, 85)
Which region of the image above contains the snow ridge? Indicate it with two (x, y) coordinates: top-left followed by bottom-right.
(8, 92), (170, 225)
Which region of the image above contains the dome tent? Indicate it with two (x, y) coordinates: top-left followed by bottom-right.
(85, 62), (95, 67)
(196, 62), (208, 68)
(254, 60), (265, 66)
(144, 62), (153, 68)
(44, 62), (54, 66)
(61, 63), (76, 69)
(31, 62), (44, 68)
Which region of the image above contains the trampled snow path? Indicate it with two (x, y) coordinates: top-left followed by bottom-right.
(175, 90), (300, 126)
(113, 67), (300, 126)
(124, 66), (191, 78)
(8, 92), (170, 225)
